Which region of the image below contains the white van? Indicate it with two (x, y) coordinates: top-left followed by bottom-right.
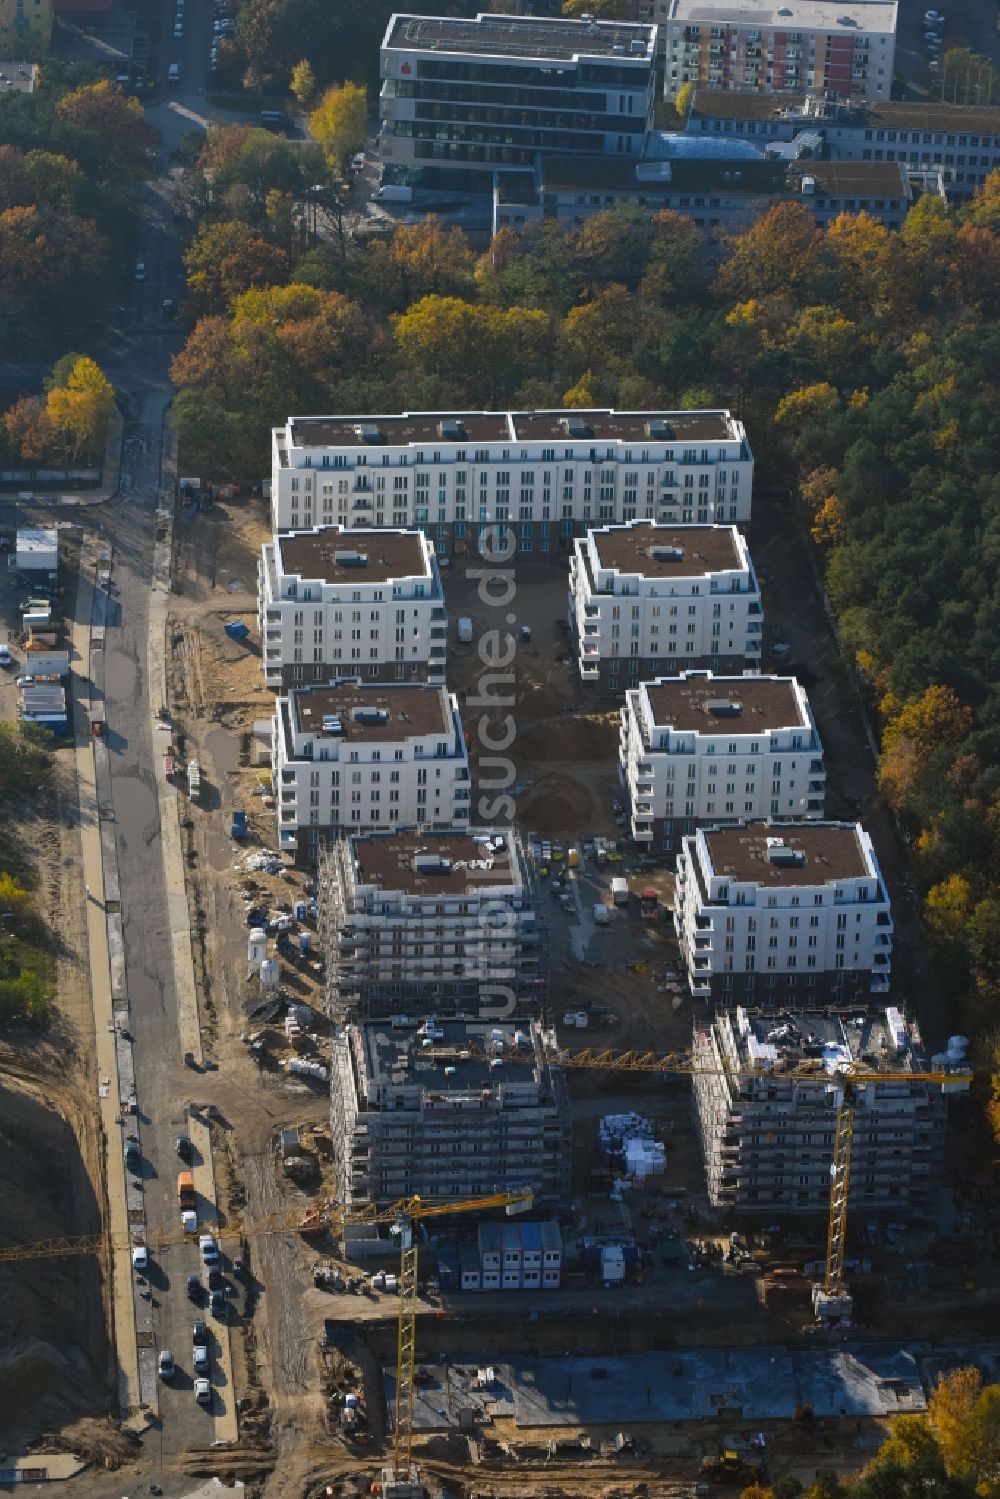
(168, 62), (180, 84)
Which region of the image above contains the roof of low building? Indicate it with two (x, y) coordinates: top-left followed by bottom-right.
(690, 89), (1000, 136)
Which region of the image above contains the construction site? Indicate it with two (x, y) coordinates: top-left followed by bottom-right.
(1, 493), (999, 1499)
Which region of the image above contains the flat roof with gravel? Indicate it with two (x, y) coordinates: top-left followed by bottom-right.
(276, 529), (430, 584)
(590, 523), (743, 578)
(643, 674), (807, 732)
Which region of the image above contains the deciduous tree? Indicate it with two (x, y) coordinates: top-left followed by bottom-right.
(310, 82), (366, 172)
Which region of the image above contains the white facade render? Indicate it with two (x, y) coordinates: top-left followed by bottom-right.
(270, 410), (754, 555)
(273, 681), (471, 861)
(674, 821), (892, 1005)
(258, 525), (446, 689)
(319, 825), (548, 1018)
(570, 522), (762, 690)
(621, 671), (825, 851)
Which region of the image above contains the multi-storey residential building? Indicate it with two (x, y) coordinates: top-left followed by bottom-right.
(493, 154), (933, 235)
(330, 1017), (570, 1208)
(569, 522), (762, 690)
(686, 91), (1000, 200)
(692, 1005), (960, 1214)
(258, 526), (446, 690)
(379, 12), (657, 192)
(318, 826), (547, 1018)
(272, 682), (471, 862)
(620, 671), (824, 852)
(674, 821), (893, 1004)
(270, 410), (754, 553)
(0, 0), (51, 58)
(661, 0), (897, 103)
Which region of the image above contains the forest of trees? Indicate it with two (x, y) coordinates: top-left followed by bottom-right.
(169, 126), (1000, 1132)
(0, 69), (158, 357)
(0, 724), (54, 1028)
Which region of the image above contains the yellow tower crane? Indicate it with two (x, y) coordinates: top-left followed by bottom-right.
(0, 1185), (532, 1489)
(427, 1038), (971, 1319)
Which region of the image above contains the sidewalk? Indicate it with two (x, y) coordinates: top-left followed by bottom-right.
(69, 549), (144, 1421)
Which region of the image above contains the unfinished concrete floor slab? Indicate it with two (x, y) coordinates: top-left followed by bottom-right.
(388, 1343), (929, 1432)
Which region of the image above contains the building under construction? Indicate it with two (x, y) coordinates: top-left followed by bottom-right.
(693, 1006), (964, 1214)
(330, 1017), (571, 1211)
(318, 826), (549, 1020)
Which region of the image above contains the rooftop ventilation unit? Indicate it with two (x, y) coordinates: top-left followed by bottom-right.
(321, 715), (344, 735)
(561, 415), (592, 440)
(646, 418), (674, 439)
(649, 544), (685, 561)
(706, 698), (743, 716)
(415, 854), (454, 875)
(765, 837), (805, 866)
(353, 707), (390, 724)
(630, 37), (646, 53)
(438, 419), (467, 440)
(800, 174), (817, 194)
(355, 423), (384, 443)
(335, 550), (369, 567)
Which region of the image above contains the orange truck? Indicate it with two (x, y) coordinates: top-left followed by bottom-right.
(177, 1170), (195, 1209)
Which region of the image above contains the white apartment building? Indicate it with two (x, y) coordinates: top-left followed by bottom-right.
(273, 681), (471, 862)
(620, 671), (825, 852)
(674, 821), (893, 1005)
(569, 522), (762, 690)
(319, 827), (548, 1017)
(270, 410), (754, 555)
(662, 0), (897, 103)
(258, 525), (446, 689)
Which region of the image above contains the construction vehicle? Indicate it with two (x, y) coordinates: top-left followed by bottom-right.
(701, 1452), (768, 1485)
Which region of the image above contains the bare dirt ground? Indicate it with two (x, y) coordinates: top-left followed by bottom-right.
(0, 748), (112, 1451)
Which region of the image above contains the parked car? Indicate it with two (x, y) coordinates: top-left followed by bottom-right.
(158, 1349), (175, 1381)
(15, 675), (35, 688)
(134, 260), (145, 281)
(175, 1133), (191, 1159)
(181, 1209), (198, 1234)
(199, 1233), (219, 1264)
(192, 1317), (208, 1345)
(193, 1343), (210, 1374)
(207, 1267), (224, 1290)
(132, 1245), (149, 1272)
(209, 1289), (226, 1319)
(187, 1272), (203, 1302)
(194, 1377), (212, 1404)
